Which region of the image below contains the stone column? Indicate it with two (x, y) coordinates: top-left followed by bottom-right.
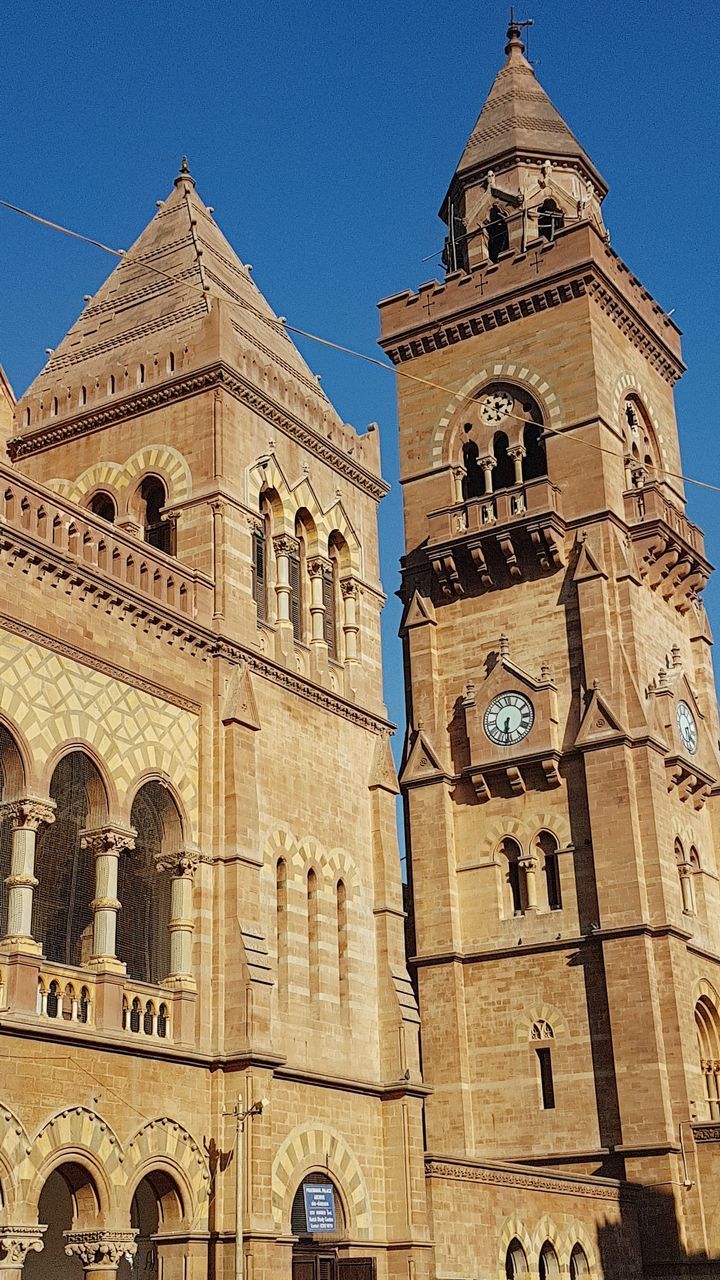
(508, 444), (526, 484)
(479, 455), (495, 494)
(678, 860), (696, 915)
(0, 1226), (46, 1278)
(272, 534), (296, 625)
(81, 825), (136, 966)
(452, 465), (466, 502)
(156, 850), (199, 979)
(0, 797), (56, 948)
(307, 557), (330, 646)
(340, 578), (360, 661)
(520, 855), (538, 911)
(65, 1231), (137, 1279)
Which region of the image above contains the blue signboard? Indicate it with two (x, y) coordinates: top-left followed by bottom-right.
(303, 1183), (336, 1233)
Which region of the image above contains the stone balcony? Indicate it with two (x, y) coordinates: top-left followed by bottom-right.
(623, 482), (710, 612)
(426, 476), (566, 595)
(0, 460), (214, 639)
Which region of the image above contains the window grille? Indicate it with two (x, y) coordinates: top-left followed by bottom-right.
(323, 568), (337, 658)
(252, 527), (267, 620)
(290, 552), (301, 640)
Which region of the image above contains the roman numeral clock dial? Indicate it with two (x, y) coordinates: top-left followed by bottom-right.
(483, 692), (535, 746)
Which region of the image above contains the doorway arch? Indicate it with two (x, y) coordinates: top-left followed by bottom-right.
(25, 1162), (101, 1279)
(117, 1169), (186, 1279)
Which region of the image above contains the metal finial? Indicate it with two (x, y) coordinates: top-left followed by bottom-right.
(505, 9), (533, 57)
(174, 156), (196, 189)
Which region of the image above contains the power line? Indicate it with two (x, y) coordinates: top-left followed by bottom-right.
(2, 192), (718, 498)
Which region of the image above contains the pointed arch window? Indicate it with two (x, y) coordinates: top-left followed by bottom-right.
(500, 838), (525, 916)
(570, 1244), (590, 1279)
(695, 996), (720, 1119)
(336, 879), (348, 1004)
(537, 199), (564, 242)
(539, 1242), (561, 1279)
(505, 1239), (528, 1280)
(462, 437), (483, 499)
(327, 532), (349, 661)
(487, 205), (509, 262)
(675, 838), (696, 916)
(116, 782), (178, 984)
(307, 869), (319, 999)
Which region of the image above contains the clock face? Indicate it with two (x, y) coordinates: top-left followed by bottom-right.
(479, 391), (513, 426)
(483, 691), (535, 746)
(676, 700), (698, 756)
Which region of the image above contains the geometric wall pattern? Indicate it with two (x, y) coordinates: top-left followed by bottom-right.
(271, 1122), (373, 1236)
(0, 630), (198, 828)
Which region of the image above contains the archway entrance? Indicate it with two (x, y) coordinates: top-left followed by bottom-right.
(117, 1170), (186, 1280)
(290, 1174), (375, 1280)
(25, 1164), (99, 1279)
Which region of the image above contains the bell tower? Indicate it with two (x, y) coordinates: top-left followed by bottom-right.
(381, 18), (720, 1276)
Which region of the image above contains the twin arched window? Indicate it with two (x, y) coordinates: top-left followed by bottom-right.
(84, 473), (174, 555)
(500, 832), (562, 917)
(461, 384), (546, 500)
(505, 1236), (588, 1278)
(695, 995), (720, 1119)
(275, 861), (348, 1004)
(537, 199), (564, 243)
(623, 396), (659, 486)
(675, 838), (701, 917)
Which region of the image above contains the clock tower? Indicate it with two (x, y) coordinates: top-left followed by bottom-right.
(380, 18), (720, 1279)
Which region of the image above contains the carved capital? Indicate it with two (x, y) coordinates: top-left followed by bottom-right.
(273, 534), (299, 558)
(155, 848), (199, 879)
(0, 1227), (46, 1267)
(4, 873), (38, 890)
(64, 1231), (137, 1268)
(307, 556), (331, 578)
(507, 445), (526, 461)
(0, 797), (56, 832)
(90, 897), (121, 913)
(80, 825), (136, 857)
(340, 578), (358, 600)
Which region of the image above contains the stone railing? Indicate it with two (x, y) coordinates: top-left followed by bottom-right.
(428, 476), (562, 546)
(0, 460), (213, 623)
(37, 964), (94, 1024)
(122, 982), (171, 1041)
(624, 482), (705, 555)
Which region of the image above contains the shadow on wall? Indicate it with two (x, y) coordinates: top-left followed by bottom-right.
(595, 1182), (720, 1280)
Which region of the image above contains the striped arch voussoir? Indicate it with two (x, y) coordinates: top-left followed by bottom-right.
(514, 1003), (569, 1042)
(0, 1105), (31, 1213)
(271, 1124), (372, 1237)
(561, 1221), (598, 1273)
(264, 828), (299, 872)
(497, 1214), (534, 1273)
(432, 363), (563, 469)
(124, 1118), (210, 1228)
(324, 848), (361, 897)
(533, 1214), (562, 1256)
(46, 462), (124, 506)
(18, 1107), (124, 1214)
(694, 977), (720, 1008)
(612, 373), (668, 469)
(531, 812), (572, 849)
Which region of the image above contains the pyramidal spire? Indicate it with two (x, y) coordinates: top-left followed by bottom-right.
(442, 17), (607, 219)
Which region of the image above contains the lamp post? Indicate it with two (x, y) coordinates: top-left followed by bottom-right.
(225, 1096), (269, 1280)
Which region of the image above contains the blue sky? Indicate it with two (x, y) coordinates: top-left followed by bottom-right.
(1, 0), (719, 759)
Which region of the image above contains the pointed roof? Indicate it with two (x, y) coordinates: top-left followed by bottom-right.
(443, 20), (607, 211)
(18, 159), (330, 414)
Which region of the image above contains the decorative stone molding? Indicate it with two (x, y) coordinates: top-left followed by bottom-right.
(0, 1227), (46, 1268)
(272, 534), (300, 558)
(64, 1231), (137, 1267)
(80, 826), (136, 858)
(155, 849), (200, 878)
(0, 798), (56, 832)
(425, 1157), (624, 1200)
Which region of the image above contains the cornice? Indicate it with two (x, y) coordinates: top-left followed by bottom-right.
(410, 922), (698, 968)
(8, 362), (389, 501)
(380, 255), (683, 386)
(424, 1154), (630, 1201)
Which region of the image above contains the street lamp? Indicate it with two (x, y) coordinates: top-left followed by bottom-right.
(225, 1096), (270, 1280)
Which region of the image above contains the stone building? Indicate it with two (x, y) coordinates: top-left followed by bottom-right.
(380, 18), (720, 1280)
(0, 160), (428, 1278)
(1, 17), (719, 1280)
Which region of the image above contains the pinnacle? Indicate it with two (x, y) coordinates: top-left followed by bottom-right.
(174, 156), (196, 189)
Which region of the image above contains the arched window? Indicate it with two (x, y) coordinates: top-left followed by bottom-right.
(307, 869), (319, 999)
(253, 492), (273, 621)
(108, 374), (116, 395)
(0, 723), (26, 938)
(695, 996), (720, 1119)
(294, 512), (312, 643)
(522, 422), (547, 481)
(538, 831), (562, 910)
(276, 859), (287, 996)
(138, 475), (174, 555)
(337, 879), (348, 1004)
(80, 385), (87, 407)
(34, 752), (108, 966)
(531, 1020), (555, 1109)
(487, 205), (509, 262)
(623, 396), (658, 481)
(138, 363), (145, 386)
(88, 491), (116, 524)
(290, 1173), (345, 1238)
(462, 437), (483, 499)
(539, 1241), (561, 1279)
(689, 846), (703, 918)
(500, 838), (525, 916)
(327, 532), (349, 661)
(675, 838), (696, 916)
(570, 1243), (590, 1279)
(505, 1238), (528, 1280)
(116, 782), (179, 984)
(492, 431), (515, 491)
(537, 199), (564, 242)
